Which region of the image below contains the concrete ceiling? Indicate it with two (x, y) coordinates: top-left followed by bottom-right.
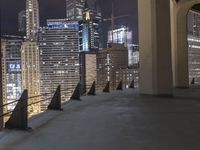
(192, 4), (200, 12)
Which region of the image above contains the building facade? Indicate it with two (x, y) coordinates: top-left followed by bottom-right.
(97, 43), (128, 91)
(79, 52), (97, 94)
(108, 26), (134, 66)
(1, 37), (23, 113)
(38, 20), (80, 102)
(66, 0), (84, 21)
(188, 10), (200, 36)
(188, 10), (200, 85)
(21, 41), (40, 115)
(108, 26), (132, 48)
(188, 34), (200, 85)
(115, 67), (139, 89)
(79, 2), (102, 52)
(130, 45), (139, 66)
(19, 0), (41, 116)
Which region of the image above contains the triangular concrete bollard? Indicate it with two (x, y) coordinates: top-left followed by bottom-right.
(88, 81), (96, 95)
(5, 90), (29, 130)
(129, 79), (135, 88)
(71, 82), (81, 100)
(116, 80), (123, 90)
(48, 85), (63, 111)
(103, 81), (110, 93)
(191, 78), (195, 84)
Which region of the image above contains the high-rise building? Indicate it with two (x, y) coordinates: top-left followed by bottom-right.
(108, 26), (132, 47)
(18, 10), (26, 34)
(38, 20), (80, 101)
(21, 41), (40, 115)
(66, 0), (84, 21)
(79, 1), (102, 52)
(1, 39), (6, 117)
(19, 0), (41, 116)
(79, 51), (97, 94)
(1, 36), (23, 114)
(188, 35), (200, 85)
(188, 10), (200, 85)
(188, 10), (200, 36)
(108, 26), (134, 66)
(97, 43), (128, 91)
(26, 0), (39, 40)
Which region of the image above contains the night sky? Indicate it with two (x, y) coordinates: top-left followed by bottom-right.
(0, 0), (138, 43)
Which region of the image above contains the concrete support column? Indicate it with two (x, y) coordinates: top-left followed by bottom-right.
(138, 0), (173, 95)
(171, 1), (189, 88)
(0, 96), (2, 130)
(0, 14), (3, 129)
(0, 42), (3, 130)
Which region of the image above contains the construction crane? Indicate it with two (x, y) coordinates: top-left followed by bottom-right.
(103, 1), (129, 42)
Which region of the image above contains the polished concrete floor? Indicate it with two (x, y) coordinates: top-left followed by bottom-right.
(0, 88), (200, 150)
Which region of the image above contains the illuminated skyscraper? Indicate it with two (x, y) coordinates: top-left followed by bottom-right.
(79, 1), (102, 52)
(188, 10), (200, 85)
(26, 0), (39, 40)
(66, 0), (84, 21)
(39, 20), (80, 101)
(21, 41), (40, 115)
(1, 36), (23, 113)
(20, 0), (41, 115)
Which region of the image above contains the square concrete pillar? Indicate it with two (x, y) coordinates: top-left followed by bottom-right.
(0, 46), (3, 130)
(0, 27), (3, 130)
(170, 1), (189, 88)
(138, 0), (173, 95)
(0, 105), (2, 130)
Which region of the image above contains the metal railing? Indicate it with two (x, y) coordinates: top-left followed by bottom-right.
(0, 78), (137, 131)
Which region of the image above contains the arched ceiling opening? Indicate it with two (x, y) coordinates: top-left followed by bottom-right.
(192, 4), (200, 12)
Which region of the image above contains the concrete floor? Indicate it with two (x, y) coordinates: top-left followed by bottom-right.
(0, 88), (200, 150)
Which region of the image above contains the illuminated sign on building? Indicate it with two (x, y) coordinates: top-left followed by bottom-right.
(7, 62), (21, 72)
(48, 23), (79, 29)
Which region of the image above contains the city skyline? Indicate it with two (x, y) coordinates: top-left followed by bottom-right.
(0, 0), (138, 43)
(1, 1), (200, 144)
